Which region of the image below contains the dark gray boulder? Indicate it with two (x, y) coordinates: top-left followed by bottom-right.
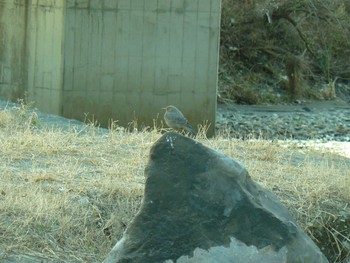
(103, 132), (328, 263)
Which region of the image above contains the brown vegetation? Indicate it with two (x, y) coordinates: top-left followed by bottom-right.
(219, 0), (350, 103)
(0, 108), (349, 262)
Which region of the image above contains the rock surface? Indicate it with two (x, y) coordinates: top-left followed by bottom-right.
(103, 132), (328, 263)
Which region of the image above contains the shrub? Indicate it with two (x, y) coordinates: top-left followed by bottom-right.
(220, 0), (350, 102)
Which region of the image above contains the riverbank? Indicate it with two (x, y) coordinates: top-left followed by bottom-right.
(216, 99), (350, 142)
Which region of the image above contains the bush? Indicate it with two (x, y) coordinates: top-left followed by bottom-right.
(220, 0), (350, 103)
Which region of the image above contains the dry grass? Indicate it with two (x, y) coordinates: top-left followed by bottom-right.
(0, 109), (349, 262)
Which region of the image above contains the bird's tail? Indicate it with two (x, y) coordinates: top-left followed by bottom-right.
(184, 126), (197, 136)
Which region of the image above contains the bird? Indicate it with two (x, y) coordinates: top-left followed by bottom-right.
(163, 105), (197, 136)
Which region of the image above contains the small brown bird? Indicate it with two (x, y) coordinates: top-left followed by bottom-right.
(163, 105), (196, 136)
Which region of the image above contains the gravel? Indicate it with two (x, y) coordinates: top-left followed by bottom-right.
(216, 100), (350, 142)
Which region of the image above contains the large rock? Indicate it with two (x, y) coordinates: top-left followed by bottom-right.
(103, 132), (328, 263)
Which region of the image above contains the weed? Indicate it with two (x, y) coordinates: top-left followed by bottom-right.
(0, 111), (348, 262)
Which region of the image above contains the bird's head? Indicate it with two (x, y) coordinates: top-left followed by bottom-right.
(163, 105), (177, 112)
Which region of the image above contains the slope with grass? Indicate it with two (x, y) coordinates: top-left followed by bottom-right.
(0, 106), (349, 262)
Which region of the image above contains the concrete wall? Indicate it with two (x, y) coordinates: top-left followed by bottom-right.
(26, 0), (65, 114)
(62, 0), (221, 135)
(0, 0), (221, 136)
(0, 0), (27, 100)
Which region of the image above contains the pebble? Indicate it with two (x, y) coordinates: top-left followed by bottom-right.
(216, 104), (350, 142)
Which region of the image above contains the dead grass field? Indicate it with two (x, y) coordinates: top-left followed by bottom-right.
(0, 108), (349, 262)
